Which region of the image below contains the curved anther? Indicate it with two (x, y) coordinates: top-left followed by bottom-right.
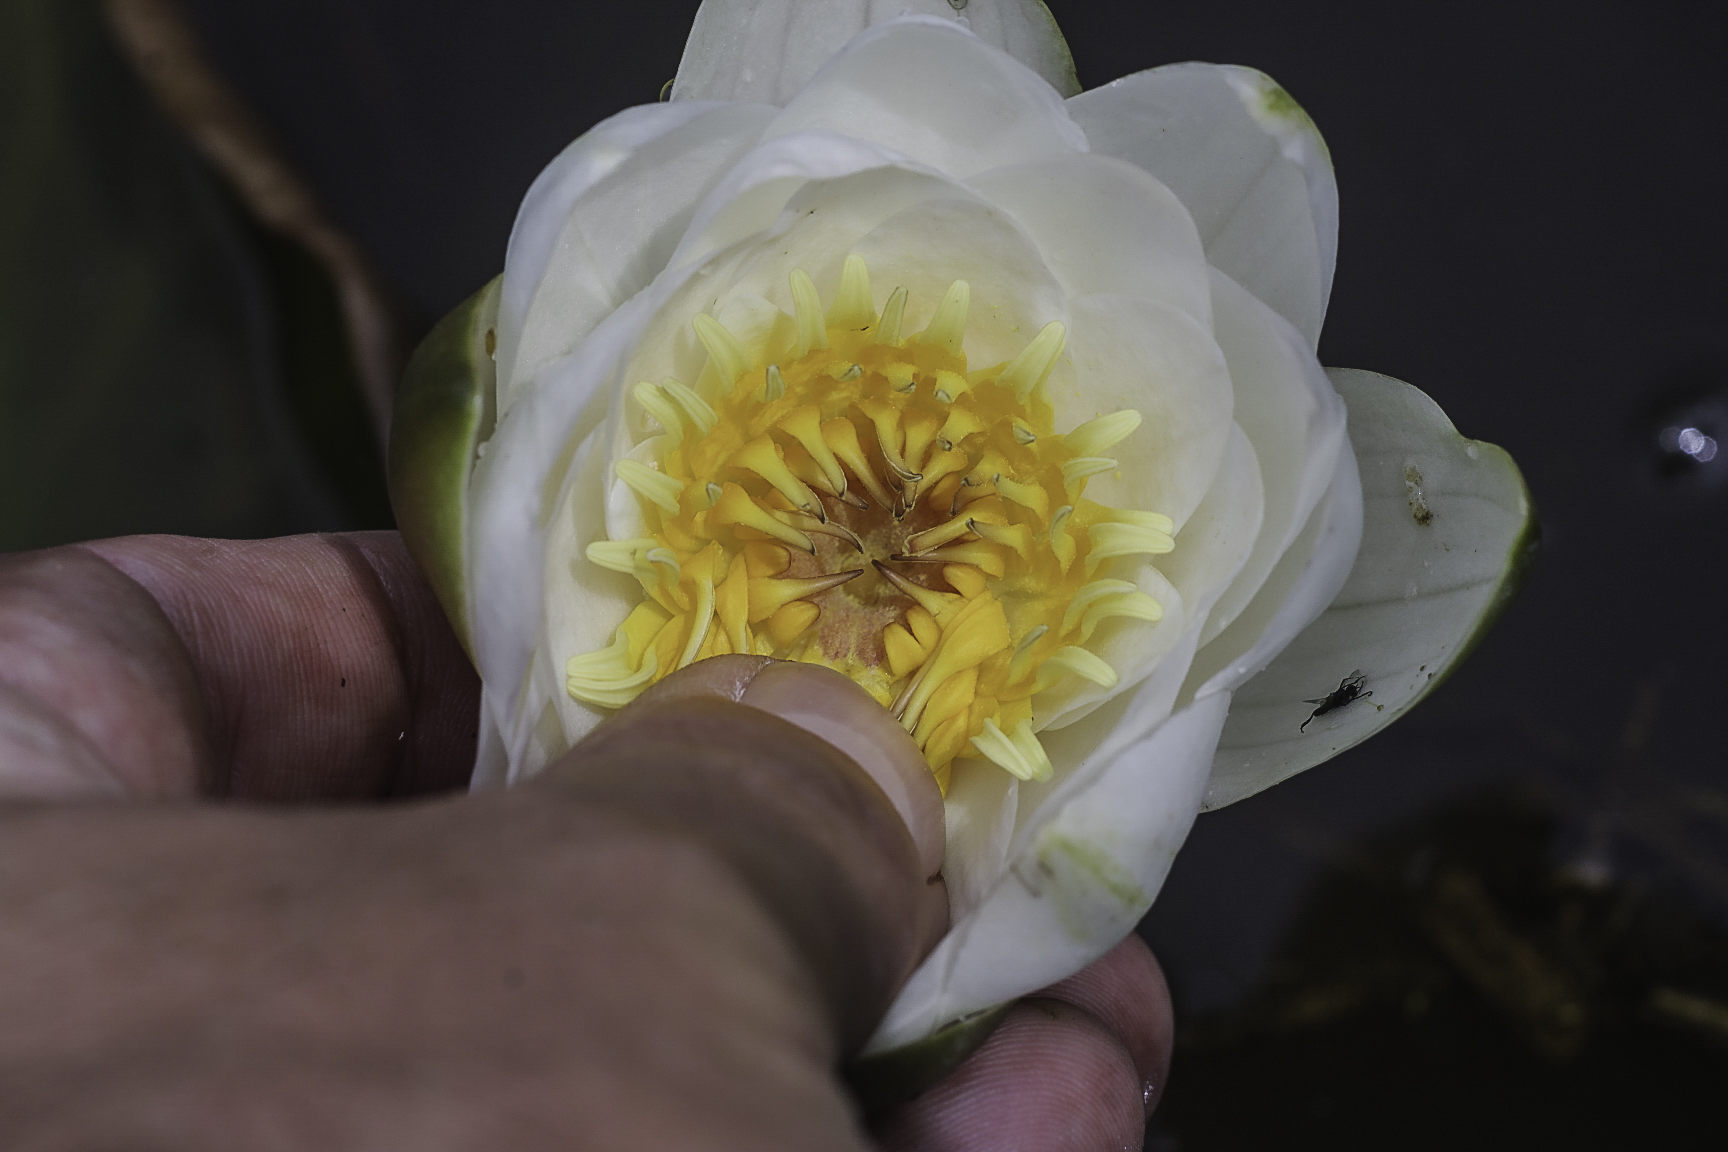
(822, 417), (897, 508)
(712, 482), (817, 553)
(872, 559), (954, 617)
(733, 436), (822, 515)
(746, 569), (863, 622)
(859, 399), (923, 483)
(785, 509), (865, 552)
(903, 512), (979, 555)
(777, 405), (849, 497)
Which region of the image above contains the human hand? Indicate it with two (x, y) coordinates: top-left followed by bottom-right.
(0, 533), (1170, 1149)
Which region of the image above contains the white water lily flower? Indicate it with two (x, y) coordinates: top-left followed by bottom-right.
(387, 0), (1532, 1057)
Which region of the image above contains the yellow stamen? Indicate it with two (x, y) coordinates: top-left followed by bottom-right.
(762, 363), (787, 402)
(873, 560), (954, 618)
(971, 718), (1052, 782)
(1087, 521), (1176, 562)
(873, 286), (908, 346)
(1062, 579), (1140, 636)
(1078, 589), (1164, 640)
(692, 313), (748, 388)
(568, 259), (1175, 787)
(615, 459), (683, 514)
(902, 512), (979, 555)
(711, 482), (816, 553)
(767, 600), (820, 647)
(1108, 508), (1177, 534)
(660, 377), (717, 435)
(675, 566), (717, 671)
(633, 380), (684, 444)
(789, 269), (829, 358)
(916, 280), (970, 358)
(859, 399), (921, 482)
(830, 254), (874, 329)
(746, 569), (863, 622)
(997, 321), (1066, 401)
(1061, 457), (1118, 484)
(1033, 646), (1119, 692)
(970, 517), (1032, 554)
(1066, 409), (1143, 457)
(1006, 624), (1050, 683)
(778, 406), (847, 496)
(883, 622), (929, 679)
(785, 509), (865, 552)
(822, 417), (897, 508)
(732, 437), (822, 514)
(993, 474), (1050, 520)
(585, 538), (652, 573)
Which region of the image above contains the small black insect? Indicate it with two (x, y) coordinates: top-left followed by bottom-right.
(1300, 670), (1371, 732)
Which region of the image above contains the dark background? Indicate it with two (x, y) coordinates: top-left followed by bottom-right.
(5, 1), (1724, 1146)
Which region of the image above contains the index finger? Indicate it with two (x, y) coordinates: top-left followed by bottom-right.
(13, 532), (477, 801)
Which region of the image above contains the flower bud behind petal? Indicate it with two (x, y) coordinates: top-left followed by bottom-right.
(387, 277), (499, 658)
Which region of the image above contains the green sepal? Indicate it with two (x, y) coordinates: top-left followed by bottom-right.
(387, 277), (500, 658)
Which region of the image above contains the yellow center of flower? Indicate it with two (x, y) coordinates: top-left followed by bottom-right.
(567, 256), (1174, 790)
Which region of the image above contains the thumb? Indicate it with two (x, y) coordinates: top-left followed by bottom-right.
(531, 656), (947, 1053)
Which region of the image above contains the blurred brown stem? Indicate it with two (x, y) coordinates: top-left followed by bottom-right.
(104, 0), (400, 449)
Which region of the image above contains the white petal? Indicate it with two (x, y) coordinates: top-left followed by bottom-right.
(1060, 293), (1234, 531)
(1187, 430), (1361, 700)
(469, 692), (510, 790)
(845, 193), (1069, 364)
(939, 760), (1020, 918)
(1069, 63), (1337, 346)
(501, 103), (777, 409)
(668, 133), (971, 275)
(1155, 425), (1265, 638)
(629, 180), (1071, 395)
(1192, 269), (1348, 648)
(466, 267), (708, 760)
(761, 19), (1085, 180)
(542, 419), (646, 747)
(673, 1), (1079, 105)
(967, 154), (1212, 327)
(510, 674), (572, 784)
(1204, 369), (1535, 808)
(498, 102), (721, 392)
(946, 0), (1078, 99)
(1034, 566), (1185, 732)
(873, 683), (1227, 1051)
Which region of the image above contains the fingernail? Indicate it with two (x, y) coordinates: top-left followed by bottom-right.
(739, 661), (945, 878)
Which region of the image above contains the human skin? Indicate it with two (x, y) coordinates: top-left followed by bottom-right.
(0, 532), (1169, 1150)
